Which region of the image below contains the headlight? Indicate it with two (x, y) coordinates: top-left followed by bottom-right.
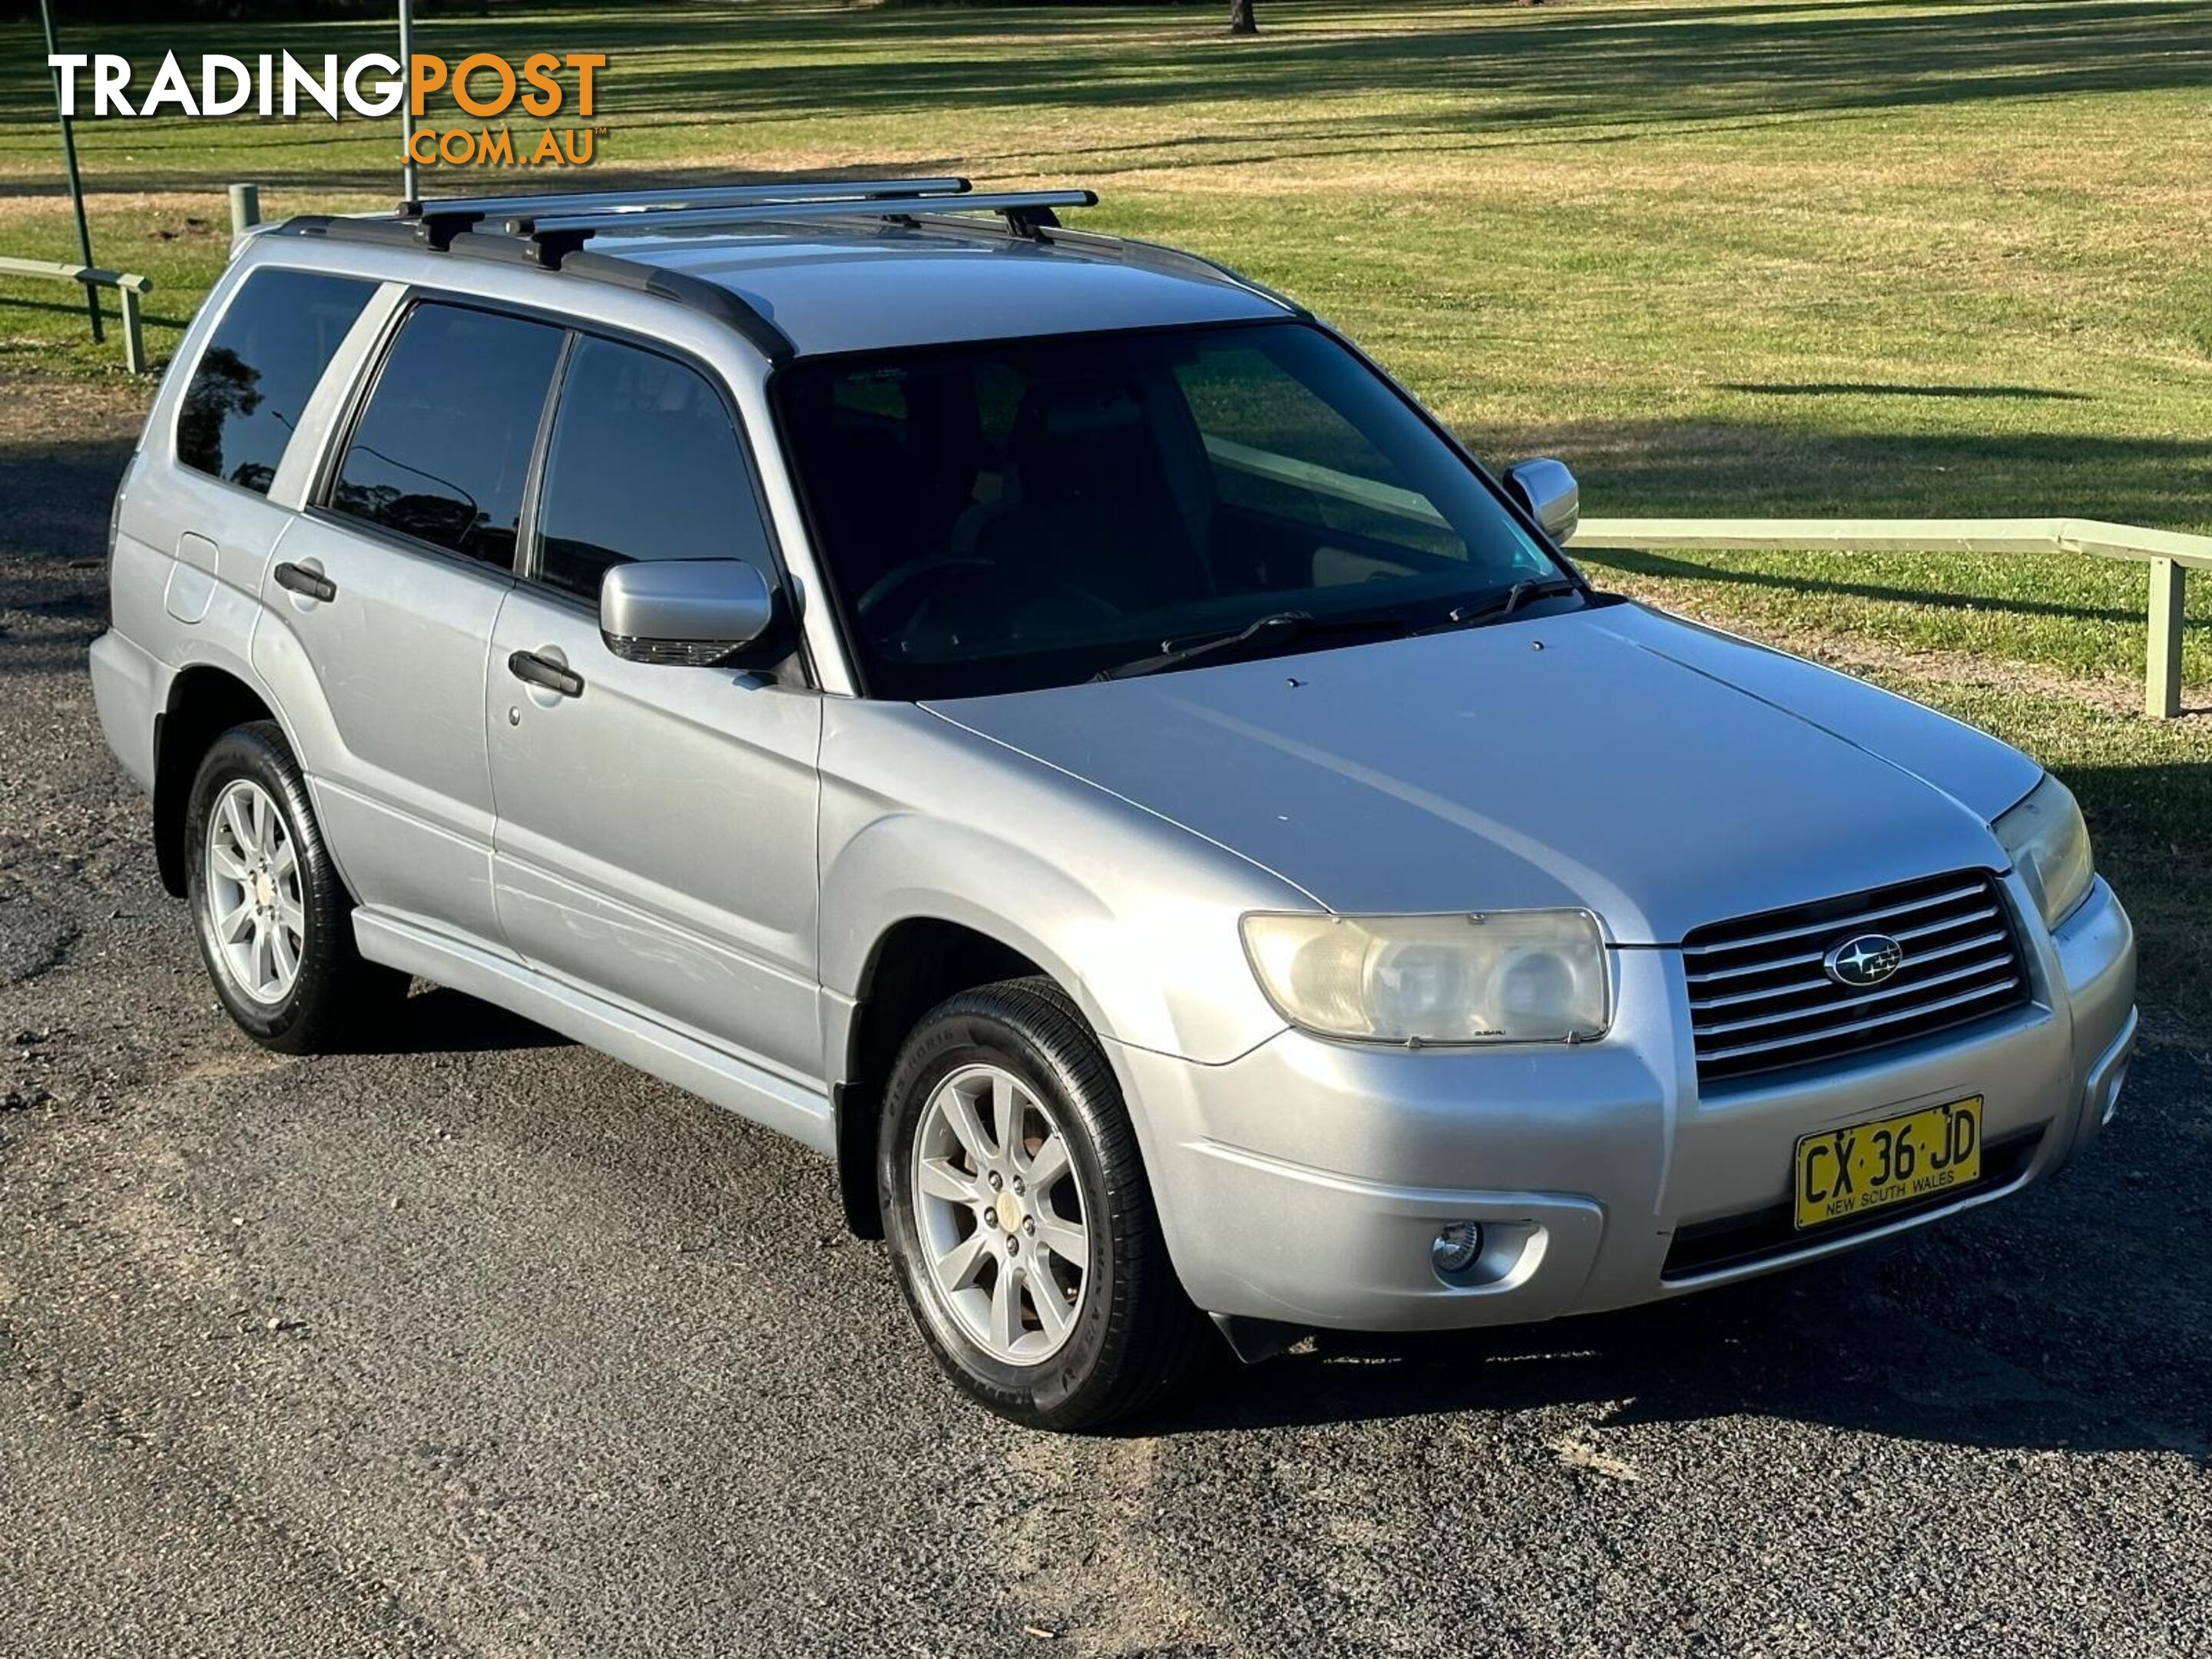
(1992, 773), (2094, 929)
(1240, 910), (1610, 1045)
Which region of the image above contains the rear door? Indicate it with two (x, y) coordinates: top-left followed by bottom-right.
(484, 333), (823, 1081)
(253, 300), (566, 944)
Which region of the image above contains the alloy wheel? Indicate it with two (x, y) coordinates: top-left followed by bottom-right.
(204, 777), (306, 1005)
(910, 1062), (1091, 1364)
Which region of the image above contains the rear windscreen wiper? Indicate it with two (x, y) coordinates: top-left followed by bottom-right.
(1414, 574), (1583, 635)
(1092, 609), (1407, 681)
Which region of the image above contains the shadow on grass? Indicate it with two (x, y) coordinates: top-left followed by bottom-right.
(2068, 760), (2212, 956)
(1717, 382), (2094, 402)
(0, 291), (194, 331)
(1475, 416), (2212, 532)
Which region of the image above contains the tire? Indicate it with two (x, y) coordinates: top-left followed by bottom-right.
(183, 720), (404, 1054)
(879, 976), (1214, 1430)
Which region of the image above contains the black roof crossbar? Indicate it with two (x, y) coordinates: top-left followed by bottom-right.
(401, 176), (974, 250)
(497, 189), (1100, 262)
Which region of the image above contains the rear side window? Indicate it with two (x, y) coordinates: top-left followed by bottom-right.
(176, 269), (376, 496)
(532, 336), (773, 601)
(330, 303), (565, 569)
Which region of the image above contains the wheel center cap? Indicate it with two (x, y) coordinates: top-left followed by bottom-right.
(995, 1190), (1025, 1233)
(253, 873), (275, 909)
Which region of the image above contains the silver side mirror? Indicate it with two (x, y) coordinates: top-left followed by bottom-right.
(599, 558), (777, 667)
(1504, 457), (1579, 544)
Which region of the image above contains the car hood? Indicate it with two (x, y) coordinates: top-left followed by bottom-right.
(920, 601), (2042, 943)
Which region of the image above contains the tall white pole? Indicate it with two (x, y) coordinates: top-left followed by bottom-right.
(398, 0), (419, 206)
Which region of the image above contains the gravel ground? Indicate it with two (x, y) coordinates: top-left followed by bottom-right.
(2, 373), (2208, 1658)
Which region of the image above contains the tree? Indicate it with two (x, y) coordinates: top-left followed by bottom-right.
(1227, 0), (1257, 35)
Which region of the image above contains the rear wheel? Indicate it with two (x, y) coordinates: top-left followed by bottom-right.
(184, 721), (403, 1053)
(879, 977), (1214, 1429)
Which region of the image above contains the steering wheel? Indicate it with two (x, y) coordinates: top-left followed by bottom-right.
(856, 555), (997, 621)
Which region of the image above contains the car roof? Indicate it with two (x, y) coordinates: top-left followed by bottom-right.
(271, 184), (1299, 360)
(599, 222), (1290, 356)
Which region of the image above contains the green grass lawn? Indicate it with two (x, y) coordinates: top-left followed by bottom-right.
(2, 0), (2207, 1021)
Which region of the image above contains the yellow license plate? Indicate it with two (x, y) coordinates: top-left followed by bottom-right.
(1793, 1096), (1982, 1230)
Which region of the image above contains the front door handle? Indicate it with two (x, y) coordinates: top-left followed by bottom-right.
(508, 650), (584, 699)
(273, 561), (336, 603)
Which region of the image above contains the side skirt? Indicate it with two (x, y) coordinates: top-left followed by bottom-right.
(353, 909), (836, 1155)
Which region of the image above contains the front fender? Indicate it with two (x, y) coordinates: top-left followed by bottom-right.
(816, 703), (1300, 1068)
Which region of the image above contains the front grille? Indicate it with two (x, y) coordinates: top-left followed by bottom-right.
(1661, 1128), (2042, 1280)
(1683, 870), (2031, 1086)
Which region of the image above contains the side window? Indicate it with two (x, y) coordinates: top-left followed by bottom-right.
(176, 269), (376, 496)
(330, 303), (565, 569)
(532, 336), (773, 602)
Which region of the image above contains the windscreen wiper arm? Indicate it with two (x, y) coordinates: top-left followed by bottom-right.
(1093, 610), (1406, 681)
(1414, 574), (1583, 635)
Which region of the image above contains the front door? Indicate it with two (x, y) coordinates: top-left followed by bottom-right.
(484, 333), (823, 1082)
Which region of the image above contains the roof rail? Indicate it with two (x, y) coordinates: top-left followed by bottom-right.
(560, 252), (797, 363)
(495, 188), (1101, 263)
(401, 176), (975, 250)
(1034, 225), (1306, 317)
(282, 212), (802, 359)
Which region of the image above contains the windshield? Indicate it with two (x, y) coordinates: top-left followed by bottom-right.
(775, 320), (1570, 699)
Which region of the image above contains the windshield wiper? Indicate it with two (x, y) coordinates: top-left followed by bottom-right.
(1414, 574), (1583, 635)
(1092, 610), (1408, 681)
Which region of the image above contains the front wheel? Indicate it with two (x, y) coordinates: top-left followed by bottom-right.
(879, 978), (1214, 1430)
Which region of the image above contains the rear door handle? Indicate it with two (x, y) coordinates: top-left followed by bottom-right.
(508, 650), (584, 699)
(273, 561), (336, 603)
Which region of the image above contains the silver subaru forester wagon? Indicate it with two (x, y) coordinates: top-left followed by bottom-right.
(89, 179), (2137, 1428)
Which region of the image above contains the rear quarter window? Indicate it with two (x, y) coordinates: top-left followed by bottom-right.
(175, 268), (376, 496)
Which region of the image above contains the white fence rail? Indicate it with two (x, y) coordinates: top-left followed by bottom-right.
(1571, 518), (2209, 719)
(0, 255), (154, 373)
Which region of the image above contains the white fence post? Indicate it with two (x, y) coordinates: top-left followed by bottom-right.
(2146, 558), (2186, 720)
(118, 280), (146, 374)
(228, 183), (261, 237)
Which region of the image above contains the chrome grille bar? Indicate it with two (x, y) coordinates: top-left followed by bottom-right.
(1687, 928), (2012, 1011)
(1683, 871), (2030, 1084)
(1686, 879), (1989, 956)
(1697, 953), (2022, 1039)
(1700, 978), (2025, 1066)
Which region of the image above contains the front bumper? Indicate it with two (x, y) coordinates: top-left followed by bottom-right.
(1120, 873), (2136, 1332)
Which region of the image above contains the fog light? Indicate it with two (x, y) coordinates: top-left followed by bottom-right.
(1432, 1221), (1485, 1277)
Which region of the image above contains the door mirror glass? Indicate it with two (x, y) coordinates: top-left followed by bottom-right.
(599, 558), (777, 667)
(1503, 457), (1579, 544)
